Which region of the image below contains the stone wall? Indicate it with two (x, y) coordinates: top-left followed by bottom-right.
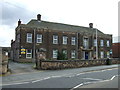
(38, 58), (120, 70)
(0, 47), (9, 74)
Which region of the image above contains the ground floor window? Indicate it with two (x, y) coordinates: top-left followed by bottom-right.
(62, 50), (67, 59)
(53, 50), (58, 58)
(71, 50), (76, 58)
(107, 51), (110, 58)
(26, 49), (32, 58)
(100, 51), (104, 58)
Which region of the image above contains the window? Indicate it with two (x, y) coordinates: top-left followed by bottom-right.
(71, 50), (76, 58)
(100, 40), (104, 46)
(107, 40), (110, 47)
(94, 39), (97, 46)
(71, 37), (76, 45)
(107, 51), (110, 58)
(17, 34), (20, 42)
(100, 51), (104, 58)
(27, 33), (32, 43)
(63, 36), (67, 45)
(37, 34), (42, 43)
(62, 50), (67, 58)
(26, 49), (32, 58)
(53, 50), (58, 58)
(83, 38), (89, 49)
(53, 35), (58, 44)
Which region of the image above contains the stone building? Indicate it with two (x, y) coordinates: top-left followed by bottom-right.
(11, 14), (112, 62)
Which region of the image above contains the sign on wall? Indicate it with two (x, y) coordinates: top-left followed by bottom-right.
(21, 48), (26, 54)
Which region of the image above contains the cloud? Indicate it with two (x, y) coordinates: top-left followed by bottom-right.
(1, 1), (36, 26)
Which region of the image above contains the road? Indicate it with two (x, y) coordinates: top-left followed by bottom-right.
(1, 64), (119, 89)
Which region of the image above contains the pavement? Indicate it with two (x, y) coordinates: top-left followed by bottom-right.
(1, 61), (119, 86)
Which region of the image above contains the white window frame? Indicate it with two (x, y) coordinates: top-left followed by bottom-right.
(100, 51), (104, 58)
(71, 37), (76, 45)
(63, 36), (67, 45)
(71, 50), (76, 58)
(53, 35), (58, 44)
(100, 40), (104, 47)
(27, 33), (32, 43)
(107, 40), (110, 47)
(53, 50), (58, 58)
(26, 49), (32, 58)
(37, 34), (42, 43)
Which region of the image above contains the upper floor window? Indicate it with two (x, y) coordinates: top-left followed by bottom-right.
(53, 35), (58, 44)
(71, 37), (76, 45)
(63, 36), (67, 45)
(27, 33), (32, 43)
(107, 40), (110, 47)
(83, 38), (89, 49)
(71, 50), (76, 58)
(100, 40), (104, 46)
(26, 49), (32, 58)
(94, 39), (97, 46)
(37, 34), (42, 43)
(53, 49), (58, 58)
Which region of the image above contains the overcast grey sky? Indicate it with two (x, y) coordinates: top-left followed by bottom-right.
(0, 0), (119, 47)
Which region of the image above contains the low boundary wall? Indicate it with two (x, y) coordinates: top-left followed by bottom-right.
(38, 58), (120, 70)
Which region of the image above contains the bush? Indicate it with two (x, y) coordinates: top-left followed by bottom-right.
(57, 51), (67, 60)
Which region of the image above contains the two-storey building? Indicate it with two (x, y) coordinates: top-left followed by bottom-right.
(11, 14), (112, 62)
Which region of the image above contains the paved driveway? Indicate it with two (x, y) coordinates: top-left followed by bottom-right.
(8, 61), (38, 74)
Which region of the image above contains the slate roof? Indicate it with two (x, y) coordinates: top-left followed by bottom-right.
(19, 19), (112, 37)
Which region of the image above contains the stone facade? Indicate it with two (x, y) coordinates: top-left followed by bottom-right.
(11, 14), (112, 62)
(0, 47), (9, 74)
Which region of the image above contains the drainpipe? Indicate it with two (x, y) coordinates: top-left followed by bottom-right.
(76, 32), (79, 59)
(33, 29), (36, 63)
(96, 28), (98, 59)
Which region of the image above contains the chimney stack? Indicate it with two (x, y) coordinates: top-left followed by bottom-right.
(18, 19), (21, 26)
(37, 14), (41, 21)
(89, 23), (93, 28)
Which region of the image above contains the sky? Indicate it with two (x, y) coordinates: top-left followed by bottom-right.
(0, 0), (119, 47)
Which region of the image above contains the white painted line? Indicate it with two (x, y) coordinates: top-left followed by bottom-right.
(110, 75), (116, 80)
(32, 77), (50, 83)
(71, 75), (118, 90)
(71, 83), (83, 90)
(82, 78), (102, 81)
(1, 81), (30, 86)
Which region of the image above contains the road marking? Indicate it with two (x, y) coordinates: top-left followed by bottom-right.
(71, 75), (119, 90)
(32, 77), (50, 83)
(1, 81), (30, 86)
(71, 83), (84, 89)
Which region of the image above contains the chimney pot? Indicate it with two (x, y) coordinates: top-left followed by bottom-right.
(89, 23), (93, 28)
(37, 14), (41, 21)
